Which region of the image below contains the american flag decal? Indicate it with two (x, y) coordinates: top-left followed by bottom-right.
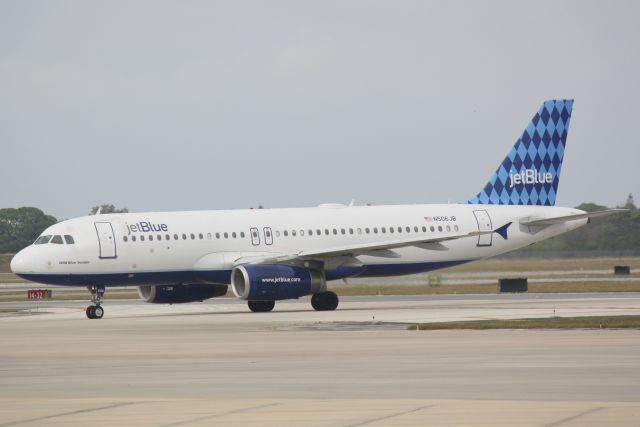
(424, 217), (433, 222)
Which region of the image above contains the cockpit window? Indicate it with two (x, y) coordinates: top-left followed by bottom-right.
(51, 235), (64, 244)
(64, 235), (75, 244)
(34, 235), (52, 245)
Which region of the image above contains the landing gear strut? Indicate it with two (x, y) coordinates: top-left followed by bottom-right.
(311, 291), (339, 311)
(86, 285), (105, 319)
(248, 300), (275, 312)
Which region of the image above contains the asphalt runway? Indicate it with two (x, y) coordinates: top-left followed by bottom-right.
(1, 294), (640, 426)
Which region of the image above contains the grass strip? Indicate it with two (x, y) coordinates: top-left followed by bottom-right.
(409, 315), (640, 330)
(1, 281), (639, 302)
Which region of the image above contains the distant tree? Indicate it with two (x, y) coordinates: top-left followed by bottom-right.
(89, 204), (129, 215)
(621, 193), (636, 210)
(0, 207), (57, 253)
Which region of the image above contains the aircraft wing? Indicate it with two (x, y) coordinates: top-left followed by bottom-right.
(519, 209), (627, 226)
(234, 223), (511, 265)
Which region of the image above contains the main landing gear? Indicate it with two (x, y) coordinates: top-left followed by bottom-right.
(248, 300), (275, 312)
(86, 285), (105, 319)
(311, 291), (339, 311)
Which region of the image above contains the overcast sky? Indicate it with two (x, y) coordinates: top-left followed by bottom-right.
(1, 1), (638, 219)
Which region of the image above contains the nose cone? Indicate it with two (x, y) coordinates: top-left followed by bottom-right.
(10, 250), (29, 274)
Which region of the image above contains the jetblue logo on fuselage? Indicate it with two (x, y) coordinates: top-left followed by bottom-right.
(508, 169), (553, 188)
(126, 221), (168, 235)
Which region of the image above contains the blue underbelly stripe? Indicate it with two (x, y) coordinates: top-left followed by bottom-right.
(17, 260), (472, 287)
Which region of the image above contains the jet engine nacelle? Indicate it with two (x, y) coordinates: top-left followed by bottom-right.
(231, 264), (326, 301)
(138, 283), (228, 304)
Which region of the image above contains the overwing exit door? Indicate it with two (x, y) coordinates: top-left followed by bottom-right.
(473, 210), (493, 247)
(94, 222), (117, 258)
(250, 227), (261, 246)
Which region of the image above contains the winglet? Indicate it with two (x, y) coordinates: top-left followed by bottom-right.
(495, 222), (512, 240)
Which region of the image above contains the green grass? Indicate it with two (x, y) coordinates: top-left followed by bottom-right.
(0, 290), (139, 302)
(331, 281), (640, 296)
(0, 254), (13, 274)
(1, 281), (639, 302)
(409, 315), (640, 330)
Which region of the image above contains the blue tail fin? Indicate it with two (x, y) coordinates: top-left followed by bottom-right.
(468, 99), (573, 206)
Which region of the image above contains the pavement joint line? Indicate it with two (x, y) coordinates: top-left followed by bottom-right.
(0, 401), (138, 427)
(156, 402), (280, 427)
(542, 406), (606, 427)
(345, 404), (435, 427)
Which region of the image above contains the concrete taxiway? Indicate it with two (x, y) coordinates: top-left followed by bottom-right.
(1, 293), (640, 426)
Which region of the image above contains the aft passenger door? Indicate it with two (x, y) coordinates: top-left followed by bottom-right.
(95, 222), (117, 258)
(473, 210), (493, 247)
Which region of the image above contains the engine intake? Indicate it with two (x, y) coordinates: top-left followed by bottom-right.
(231, 264), (325, 301)
(138, 283), (228, 304)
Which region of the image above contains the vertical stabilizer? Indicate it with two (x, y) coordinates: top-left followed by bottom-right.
(468, 99), (573, 206)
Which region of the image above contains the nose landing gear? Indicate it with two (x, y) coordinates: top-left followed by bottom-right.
(86, 285), (105, 319)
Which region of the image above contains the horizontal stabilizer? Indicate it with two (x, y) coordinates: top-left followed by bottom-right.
(519, 209), (627, 227)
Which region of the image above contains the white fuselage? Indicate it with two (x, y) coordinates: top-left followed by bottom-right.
(11, 203), (586, 287)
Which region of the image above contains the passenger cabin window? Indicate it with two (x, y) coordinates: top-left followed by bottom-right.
(35, 235), (52, 245)
(199, 233), (203, 239)
(123, 236), (128, 242)
(140, 235), (145, 241)
(51, 235), (63, 244)
(132, 236), (137, 242)
(149, 235), (153, 241)
(64, 235), (75, 244)
(240, 232), (245, 238)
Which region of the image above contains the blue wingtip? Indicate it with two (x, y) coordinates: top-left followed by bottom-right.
(495, 222), (512, 240)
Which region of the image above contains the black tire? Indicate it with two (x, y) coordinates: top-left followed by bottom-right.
(248, 300), (275, 312)
(93, 306), (104, 319)
(86, 306), (94, 319)
(322, 291), (339, 311)
(311, 291), (339, 311)
(311, 293), (322, 311)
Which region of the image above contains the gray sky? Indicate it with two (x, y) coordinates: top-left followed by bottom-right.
(1, 1), (639, 220)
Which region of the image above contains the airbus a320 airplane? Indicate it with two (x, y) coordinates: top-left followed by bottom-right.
(11, 99), (623, 318)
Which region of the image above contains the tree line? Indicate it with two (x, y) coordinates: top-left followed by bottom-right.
(0, 199), (638, 256)
(0, 205), (127, 253)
